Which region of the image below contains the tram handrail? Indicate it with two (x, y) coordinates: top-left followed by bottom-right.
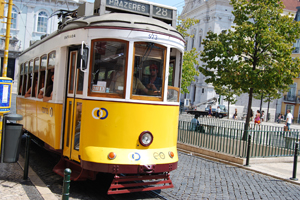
(80, 41), (87, 73)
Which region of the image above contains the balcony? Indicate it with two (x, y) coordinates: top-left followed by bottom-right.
(284, 95), (297, 103)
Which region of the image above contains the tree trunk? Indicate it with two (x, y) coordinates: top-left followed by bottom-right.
(243, 88), (253, 141)
(228, 100), (230, 119)
(259, 93), (263, 115)
(267, 97), (270, 122)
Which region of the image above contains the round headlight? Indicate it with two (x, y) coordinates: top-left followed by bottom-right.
(139, 131), (153, 147)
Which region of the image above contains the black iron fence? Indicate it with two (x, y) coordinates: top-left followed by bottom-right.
(178, 120), (299, 158)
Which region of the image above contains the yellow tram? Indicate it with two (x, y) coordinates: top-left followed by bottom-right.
(16, 0), (184, 194)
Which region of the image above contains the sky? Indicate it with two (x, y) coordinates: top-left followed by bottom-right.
(150, 0), (185, 14)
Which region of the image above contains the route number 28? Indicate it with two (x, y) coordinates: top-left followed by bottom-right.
(148, 33), (158, 40)
(155, 7), (168, 17)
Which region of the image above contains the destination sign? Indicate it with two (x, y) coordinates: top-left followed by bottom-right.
(106, 0), (173, 20)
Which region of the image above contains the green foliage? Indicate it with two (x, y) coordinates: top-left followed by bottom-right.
(200, 0), (300, 134)
(177, 16), (200, 93)
(214, 84), (241, 105)
(253, 89), (281, 103)
(177, 16), (199, 38)
(181, 48), (200, 93)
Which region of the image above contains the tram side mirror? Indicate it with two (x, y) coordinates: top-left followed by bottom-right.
(78, 43), (89, 72)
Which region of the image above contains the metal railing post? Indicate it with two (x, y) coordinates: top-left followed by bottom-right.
(290, 142), (299, 181)
(62, 168), (72, 200)
(23, 134), (31, 180)
(245, 133), (252, 167)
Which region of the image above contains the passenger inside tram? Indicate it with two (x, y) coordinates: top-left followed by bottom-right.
(43, 74), (54, 102)
(143, 64), (162, 93)
(37, 76), (45, 99)
(25, 78), (37, 98)
(110, 64), (149, 94)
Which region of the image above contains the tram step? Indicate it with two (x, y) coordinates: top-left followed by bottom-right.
(53, 157), (97, 181)
(107, 173), (173, 195)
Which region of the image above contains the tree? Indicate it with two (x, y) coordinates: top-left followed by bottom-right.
(199, 0), (300, 140)
(214, 84), (241, 119)
(176, 16), (200, 93)
(253, 89), (282, 121)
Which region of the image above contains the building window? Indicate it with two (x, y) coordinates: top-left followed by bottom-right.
(11, 7), (17, 29)
(37, 11), (48, 33)
(202, 88), (204, 93)
(185, 40), (188, 50)
(191, 37), (195, 48)
(199, 36), (202, 48)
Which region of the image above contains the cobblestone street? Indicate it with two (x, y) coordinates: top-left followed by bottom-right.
(160, 152), (300, 199)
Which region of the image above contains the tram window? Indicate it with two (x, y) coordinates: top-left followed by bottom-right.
(34, 58), (40, 98)
(43, 51), (56, 101)
(38, 54), (47, 98)
(68, 50), (84, 95)
(132, 42), (165, 99)
(48, 51), (56, 68)
(24, 62), (31, 95)
(43, 69), (54, 102)
(89, 40), (128, 97)
(77, 69), (84, 94)
(18, 64), (24, 95)
(25, 60), (34, 97)
(166, 49), (182, 102)
(68, 51), (76, 94)
(74, 102), (82, 151)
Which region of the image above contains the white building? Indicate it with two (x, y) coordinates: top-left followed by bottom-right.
(180, 0), (300, 121)
(0, 0), (83, 89)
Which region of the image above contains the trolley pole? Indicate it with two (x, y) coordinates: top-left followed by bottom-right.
(62, 168), (72, 200)
(2, 0), (13, 77)
(0, 0), (13, 156)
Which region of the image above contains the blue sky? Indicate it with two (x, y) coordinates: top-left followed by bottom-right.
(149, 0), (185, 14)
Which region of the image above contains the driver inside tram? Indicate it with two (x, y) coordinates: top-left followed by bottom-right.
(110, 64), (149, 94)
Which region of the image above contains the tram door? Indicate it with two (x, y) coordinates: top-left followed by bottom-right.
(63, 49), (84, 162)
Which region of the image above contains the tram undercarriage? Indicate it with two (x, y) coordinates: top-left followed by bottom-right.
(53, 156), (175, 195)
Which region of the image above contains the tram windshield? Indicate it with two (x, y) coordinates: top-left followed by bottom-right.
(132, 42), (165, 99)
(89, 39), (180, 101)
(89, 40), (128, 98)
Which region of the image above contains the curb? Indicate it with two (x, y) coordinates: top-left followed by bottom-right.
(18, 154), (58, 200)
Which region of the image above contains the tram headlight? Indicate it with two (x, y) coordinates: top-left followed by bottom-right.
(169, 151), (174, 158)
(108, 152), (116, 160)
(139, 131), (153, 147)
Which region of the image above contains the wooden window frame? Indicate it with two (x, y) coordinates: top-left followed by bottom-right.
(38, 54), (47, 96)
(18, 63), (24, 95)
(68, 51), (77, 94)
(88, 39), (129, 98)
(130, 42), (166, 101)
(76, 68), (84, 95)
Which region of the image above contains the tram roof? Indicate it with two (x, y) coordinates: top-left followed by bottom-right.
(62, 13), (182, 37)
(20, 13), (183, 56)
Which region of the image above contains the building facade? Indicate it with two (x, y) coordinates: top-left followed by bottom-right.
(0, 0), (83, 90)
(181, 0), (300, 121)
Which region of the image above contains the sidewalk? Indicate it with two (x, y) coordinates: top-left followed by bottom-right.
(248, 162), (300, 185)
(0, 155), (57, 200)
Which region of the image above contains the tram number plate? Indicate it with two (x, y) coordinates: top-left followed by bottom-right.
(148, 33), (158, 40)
